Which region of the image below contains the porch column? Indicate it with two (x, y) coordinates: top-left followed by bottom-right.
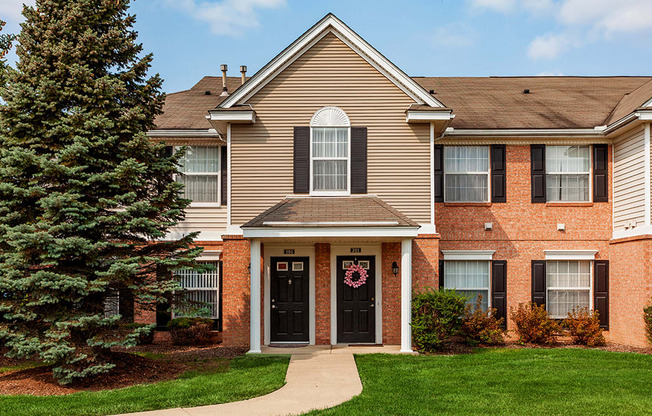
(401, 238), (413, 353)
(249, 238), (262, 353)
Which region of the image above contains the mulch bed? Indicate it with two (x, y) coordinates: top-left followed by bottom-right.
(0, 343), (247, 396)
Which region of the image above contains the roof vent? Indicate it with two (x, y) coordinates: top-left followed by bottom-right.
(523, 89), (531, 94)
(204, 90), (211, 95)
(220, 64), (229, 96)
(429, 89), (435, 94)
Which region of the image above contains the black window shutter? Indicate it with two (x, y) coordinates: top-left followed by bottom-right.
(434, 145), (444, 202)
(593, 144), (608, 202)
(164, 145), (174, 158)
(439, 260), (445, 289)
(220, 146), (227, 205)
(491, 145), (506, 203)
(531, 260), (546, 306)
(351, 127), (367, 194)
(594, 260), (609, 329)
(491, 260), (507, 324)
(293, 127), (310, 194)
(531, 144), (546, 203)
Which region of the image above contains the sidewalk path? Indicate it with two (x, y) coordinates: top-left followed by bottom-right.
(117, 345), (398, 416)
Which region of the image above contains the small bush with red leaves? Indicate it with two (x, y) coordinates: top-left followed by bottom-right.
(645, 304), (652, 345)
(167, 317), (213, 345)
(509, 302), (560, 345)
(461, 295), (505, 346)
(563, 308), (605, 347)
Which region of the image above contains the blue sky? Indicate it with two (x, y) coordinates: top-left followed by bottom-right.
(2, 0), (652, 93)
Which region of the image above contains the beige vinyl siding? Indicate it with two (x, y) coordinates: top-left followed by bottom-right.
(613, 125), (647, 231)
(231, 32), (430, 225)
(171, 207), (227, 239)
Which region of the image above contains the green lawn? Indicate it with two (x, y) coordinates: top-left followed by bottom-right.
(0, 355), (289, 416)
(310, 348), (652, 416)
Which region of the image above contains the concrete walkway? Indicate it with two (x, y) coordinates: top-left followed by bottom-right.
(118, 345), (404, 416)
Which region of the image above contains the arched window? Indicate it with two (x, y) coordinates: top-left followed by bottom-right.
(310, 107), (350, 194)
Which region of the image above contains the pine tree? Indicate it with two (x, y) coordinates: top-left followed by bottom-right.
(0, 1), (201, 384)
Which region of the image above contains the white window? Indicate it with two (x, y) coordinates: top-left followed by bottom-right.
(176, 262), (221, 319)
(444, 146), (490, 202)
(546, 145), (590, 202)
(546, 260), (591, 319)
(176, 146), (221, 204)
(444, 260), (490, 310)
(310, 106), (351, 195)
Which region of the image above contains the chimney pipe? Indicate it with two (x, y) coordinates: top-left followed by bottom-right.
(220, 64), (228, 96)
(240, 65), (247, 85)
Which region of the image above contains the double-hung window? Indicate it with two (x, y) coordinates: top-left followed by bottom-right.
(444, 260), (491, 310)
(311, 127), (349, 193)
(444, 146), (490, 202)
(177, 146), (220, 204)
(546, 260), (591, 318)
(176, 262), (221, 320)
(546, 145), (590, 202)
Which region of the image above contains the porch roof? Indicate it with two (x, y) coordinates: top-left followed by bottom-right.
(241, 196), (419, 228)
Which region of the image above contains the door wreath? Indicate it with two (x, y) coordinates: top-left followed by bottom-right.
(344, 263), (368, 288)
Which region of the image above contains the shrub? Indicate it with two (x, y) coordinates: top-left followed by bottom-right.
(509, 302), (560, 345)
(461, 295), (505, 346)
(167, 317), (213, 345)
(411, 288), (467, 352)
(123, 323), (155, 345)
(645, 304), (652, 345)
(562, 308), (605, 347)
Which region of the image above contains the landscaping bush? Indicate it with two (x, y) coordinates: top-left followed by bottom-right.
(563, 308), (605, 347)
(509, 302), (560, 345)
(123, 323), (155, 345)
(412, 288), (467, 352)
(461, 295), (505, 346)
(644, 303), (652, 345)
(167, 317), (213, 345)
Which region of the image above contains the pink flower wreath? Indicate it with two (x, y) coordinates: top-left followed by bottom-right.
(344, 263), (368, 288)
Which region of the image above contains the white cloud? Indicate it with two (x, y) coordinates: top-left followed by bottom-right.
(527, 33), (575, 60)
(167, 0), (286, 36)
(432, 22), (476, 47)
(470, 0), (517, 13)
(0, 0), (35, 26)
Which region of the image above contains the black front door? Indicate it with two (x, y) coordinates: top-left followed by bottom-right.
(337, 256), (376, 344)
(270, 257), (309, 343)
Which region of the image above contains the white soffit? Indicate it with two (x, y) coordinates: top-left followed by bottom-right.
(243, 226), (419, 239)
(544, 250), (598, 260)
(218, 13), (445, 109)
(442, 250), (495, 261)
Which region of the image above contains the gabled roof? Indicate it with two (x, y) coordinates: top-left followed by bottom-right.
(218, 13), (445, 109)
(242, 196), (419, 228)
(414, 76), (652, 129)
(605, 79), (652, 125)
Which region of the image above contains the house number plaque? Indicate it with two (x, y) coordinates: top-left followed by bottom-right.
(350, 248), (362, 253)
(284, 249), (295, 254)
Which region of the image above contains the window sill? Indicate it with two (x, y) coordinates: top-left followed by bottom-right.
(545, 202), (594, 207)
(189, 202), (223, 208)
(443, 202), (492, 207)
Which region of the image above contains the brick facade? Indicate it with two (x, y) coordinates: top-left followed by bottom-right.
(381, 242), (401, 345)
(221, 235), (251, 347)
(315, 243), (331, 344)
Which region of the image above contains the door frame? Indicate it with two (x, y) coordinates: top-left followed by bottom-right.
(330, 244), (382, 345)
(264, 244), (316, 346)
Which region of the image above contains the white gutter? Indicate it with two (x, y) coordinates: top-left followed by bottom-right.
(443, 127), (605, 137)
(147, 129), (221, 138)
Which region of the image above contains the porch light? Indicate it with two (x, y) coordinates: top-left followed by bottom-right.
(392, 261), (399, 277)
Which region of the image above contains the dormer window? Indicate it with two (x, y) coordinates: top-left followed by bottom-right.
(310, 107), (351, 195)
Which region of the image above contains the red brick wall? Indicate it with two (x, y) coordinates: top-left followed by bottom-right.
(382, 242), (401, 345)
(609, 236), (652, 347)
(221, 235), (251, 347)
(436, 144), (613, 333)
(413, 235), (440, 290)
(315, 243), (331, 344)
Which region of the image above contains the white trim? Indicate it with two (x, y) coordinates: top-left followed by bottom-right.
(444, 127), (605, 138)
(219, 14), (444, 109)
(175, 145), (222, 207)
(330, 244), (383, 345)
(249, 239), (262, 354)
(442, 250), (495, 261)
(612, 224), (652, 239)
(637, 110), (652, 121)
(207, 110), (256, 123)
(644, 97), (652, 107)
(604, 113), (639, 134)
(400, 239), (413, 353)
(165, 229), (224, 241)
(242, 226), (419, 239)
(545, 259), (593, 319)
(442, 260), (492, 310)
(196, 250), (222, 261)
(147, 129), (221, 138)
(645, 123), (651, 226)
(264, 245), (316, 346)
(443, 145), (491, 203)
(406, 110), (454, 123)
(544, 250), (598, 261)
(430, 123), (435, 227)
(544, 144), (592, 203)
(227, 124), (232, 226)
(310, 126), (351, 196)
(261, 221), (399, 226)
(310, 106), (350, 127)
